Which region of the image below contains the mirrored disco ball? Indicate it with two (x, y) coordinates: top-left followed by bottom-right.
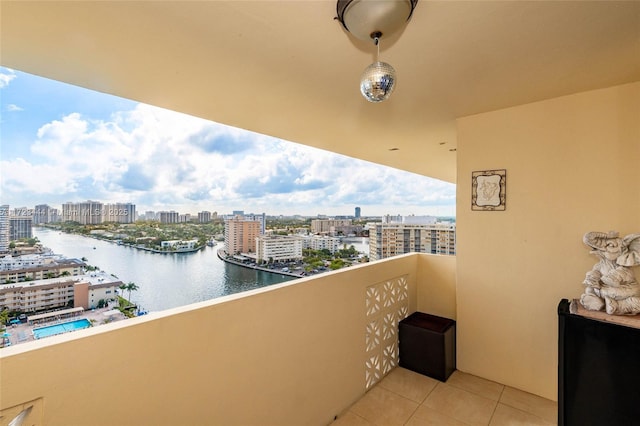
(360, 61), (396, 103)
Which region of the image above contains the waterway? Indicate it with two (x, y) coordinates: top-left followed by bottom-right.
(33, 228), (295, 312)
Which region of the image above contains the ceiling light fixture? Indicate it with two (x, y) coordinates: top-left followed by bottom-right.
(336, 0), (418, 103)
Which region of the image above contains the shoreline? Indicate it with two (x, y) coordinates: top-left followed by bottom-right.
(216, 249), (304, 278)
(123, 244), (204, 254)
(41, 227), (207, 255)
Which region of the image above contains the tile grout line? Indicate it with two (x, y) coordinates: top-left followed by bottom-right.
(400, 380), (441, 426)
(497, 386), (558, 424)
(486, 385), (506, 425)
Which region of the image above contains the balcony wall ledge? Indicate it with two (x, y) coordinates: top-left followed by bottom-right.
(0, 252), (456, 426)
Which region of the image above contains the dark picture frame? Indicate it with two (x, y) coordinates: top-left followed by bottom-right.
(472, 169), (506, 211)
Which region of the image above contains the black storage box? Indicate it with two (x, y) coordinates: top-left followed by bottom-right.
(399, 311), (456, 381)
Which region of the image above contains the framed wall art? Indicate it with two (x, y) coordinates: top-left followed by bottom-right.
(472, 169), (506, 211)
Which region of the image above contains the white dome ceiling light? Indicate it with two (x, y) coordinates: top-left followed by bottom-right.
(336, 0), (418, 103)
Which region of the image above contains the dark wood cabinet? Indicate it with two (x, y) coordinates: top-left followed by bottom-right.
(558, 299), (640, 425)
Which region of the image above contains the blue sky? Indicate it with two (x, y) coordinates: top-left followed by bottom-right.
(0, 67), (456, 217)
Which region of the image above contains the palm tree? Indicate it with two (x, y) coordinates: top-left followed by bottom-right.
(118, 283), (128, 303)
(0, 308), (10, 327)
(126, 282), (139, 303)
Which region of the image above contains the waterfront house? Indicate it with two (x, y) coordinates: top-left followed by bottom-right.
(1, 2), (638, 425)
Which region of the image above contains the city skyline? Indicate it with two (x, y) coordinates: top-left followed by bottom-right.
(1, 67), (456, 217)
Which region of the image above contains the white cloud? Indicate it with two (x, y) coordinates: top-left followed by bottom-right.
(6, 104), (23, 112)
(1, 103), (456, 216)
(0, 68), (16, 89)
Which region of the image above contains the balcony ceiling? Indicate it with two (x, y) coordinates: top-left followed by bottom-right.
(1, 1), (639, 183)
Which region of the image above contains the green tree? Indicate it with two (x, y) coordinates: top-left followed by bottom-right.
(0, 308), (10, 327)
(126, 282), (139, 303)
(329, 259), (345, 270)
(119, 283), (128, 301)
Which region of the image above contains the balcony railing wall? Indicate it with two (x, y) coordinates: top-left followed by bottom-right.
(0, 253), (456, 426)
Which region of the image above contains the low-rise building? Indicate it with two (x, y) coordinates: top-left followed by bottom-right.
(0, 256), (85, 284)
(310, 219), (353, 236)
(160, 239), (198, 250)
(256, 235), (303, 263)
(301, 235), (342, 254)
(0, 271), (122, 312)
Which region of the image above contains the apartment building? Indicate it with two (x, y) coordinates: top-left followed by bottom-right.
(255, 235), (303, 263)
(62, 200), (103, 225)
(224, 217), (261, 255)
(198, 211), (212, 223)
(0, 205), (9, 253)
(9, 216), (33, 241)
(0, 257), (84, 284)
(310, 219), (356, 236)
(33, 204), (60, 224)
(143, 211), (158, 221)
(301, 234), (342, 254)
(0, 271), (122, 312)
(102, 203), (136, 223)
(158, 211), (179, 224)
(242, 213), (266, 234)
(369, 221), (457, 261)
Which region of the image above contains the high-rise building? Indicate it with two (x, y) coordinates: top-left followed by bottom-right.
(198, 211), (212, 223)
(355, 207), (361, 218)
(242, 213), (266, 234)
(144, 211), (158, 221)
(62, 200), (103, 224)
(103, 203), (136, 223)
(224, 217), (261, 255)
(369, 218), (456, 261)
(10, 216), (33, 240)
(158, 211), (179, 224)
(0, 205), (9, 253)
(33, 204), (53, 225)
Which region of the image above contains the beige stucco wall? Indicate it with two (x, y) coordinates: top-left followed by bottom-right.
(73, 281), (89, 309)
(1, 254), (431, 426)
(416, 254), (457, 321)
(456, 82), (640, 400)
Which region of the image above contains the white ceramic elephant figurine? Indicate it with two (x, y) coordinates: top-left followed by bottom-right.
(580, 231), (640, 315)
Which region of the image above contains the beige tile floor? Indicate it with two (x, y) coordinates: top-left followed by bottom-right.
(331, 367), (557, 426)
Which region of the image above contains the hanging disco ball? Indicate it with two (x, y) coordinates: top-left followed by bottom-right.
(360, 61), (396, 103)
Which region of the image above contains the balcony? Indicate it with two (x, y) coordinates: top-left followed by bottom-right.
(0, 2), (637, 424)
(1, 253), (459, 425)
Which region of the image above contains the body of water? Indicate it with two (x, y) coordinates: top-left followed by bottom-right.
(34, 228), (296, 312)
(341, 237), (370, 256)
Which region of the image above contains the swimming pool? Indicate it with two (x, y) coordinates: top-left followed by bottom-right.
(33, 319), (92, 339)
